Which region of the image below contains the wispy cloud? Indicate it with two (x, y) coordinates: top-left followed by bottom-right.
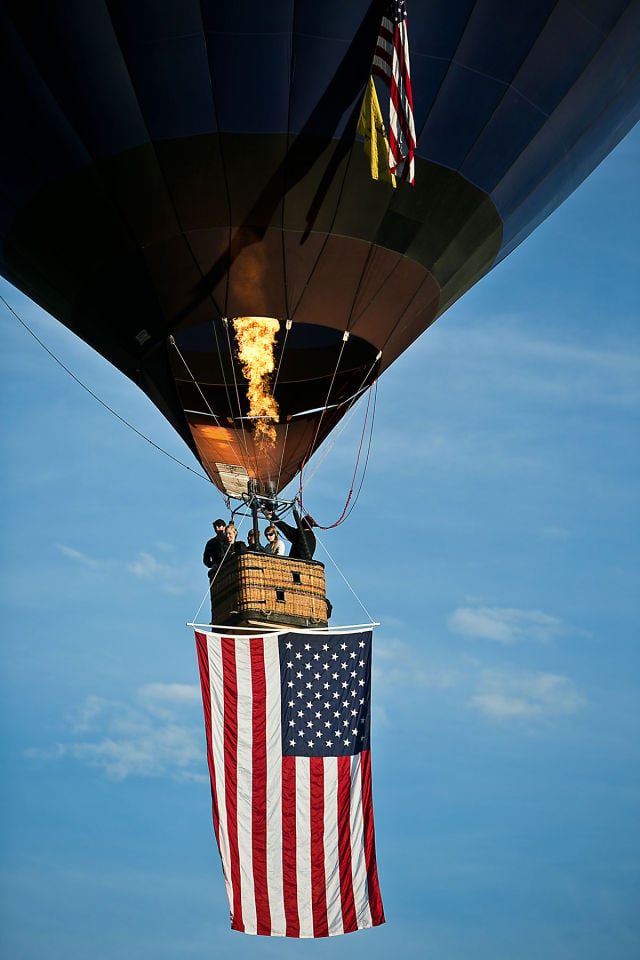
(469, 668), (585, 721)
(127, 551), (190, 595)
(370, 319), (639, 473)
(28, 683), (206, 782)
(138, 682), (201, 707)
(56, 543), (101, 569)
(127, 552), (173, 579)
(428, 321), (640, 408)
(449, 605), (564, 644)
(373, 635), (459, 691)
(539, 526), (570, 542)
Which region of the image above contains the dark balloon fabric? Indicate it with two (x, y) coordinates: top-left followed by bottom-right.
(1, 1), (639, 493)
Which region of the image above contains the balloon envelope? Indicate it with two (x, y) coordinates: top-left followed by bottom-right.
(1, 0), (639, 494)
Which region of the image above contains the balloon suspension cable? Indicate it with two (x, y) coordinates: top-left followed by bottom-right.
(303, 330), (350, 471)
(192, 509), (255, 625)
(272, 317), (292, 397)
(168, 335), (222, 427)
(168, 333), (232, 484)
(192, 580), (212, 625)
(299, 380), (378, 530)
(295, 399), (359, 490)
(275, 418), (291, 495)
(313, 526), (376, 626)
(3, 294), (210, 483)
(293, 357), (378, 492)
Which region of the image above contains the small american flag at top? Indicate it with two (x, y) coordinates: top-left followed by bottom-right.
(372, 0), (417, 185)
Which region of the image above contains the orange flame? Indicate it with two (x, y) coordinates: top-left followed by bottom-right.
(232, 316), (280, 444)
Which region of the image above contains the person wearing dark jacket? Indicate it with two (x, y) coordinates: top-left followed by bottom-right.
(270, 508), (317, 560)
(205, 521), (245, 624)
(203, 518), (228, 574)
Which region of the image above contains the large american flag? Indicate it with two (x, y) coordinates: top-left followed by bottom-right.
(195, 628), (384, 937)
(372, 0), (416, 184)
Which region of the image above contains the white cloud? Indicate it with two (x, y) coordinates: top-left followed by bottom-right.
(70, 694), (111, 733)
(430, 321), (640, 408)
(29, 683), (207, 782)
(469, 668), (585, 721)
(449, 605), (564, 644)
(373, 635), (459, 691)
(138, 682), (201, 706)
(126, 551), (190, 595)
(56, 543), (101, 568)
(127, 552), (173, 579)
(370, 319), (639, 474)
(539, 526), (570, 541)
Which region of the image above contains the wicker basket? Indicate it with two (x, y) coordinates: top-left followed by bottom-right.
(210, 552), (328, 628)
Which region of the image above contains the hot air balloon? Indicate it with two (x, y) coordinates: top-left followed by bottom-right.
(3, 4), (639, 939)
(1, 0), (639, 501)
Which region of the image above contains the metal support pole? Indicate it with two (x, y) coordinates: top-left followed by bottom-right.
(248, 479), (260, 547)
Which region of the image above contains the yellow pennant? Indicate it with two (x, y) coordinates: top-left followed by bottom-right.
(357, 76), (396, 187)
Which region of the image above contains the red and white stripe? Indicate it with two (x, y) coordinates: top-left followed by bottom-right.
(372, 6), (416, 184)
(195, 630), (385, 938)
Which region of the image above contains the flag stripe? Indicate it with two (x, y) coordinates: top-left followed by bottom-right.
(372, 3), (416, 184)
(263, 641), (285, 935)
(337, 755), (357, 933)
(372, 16), (395, 81)
(323, 757), (344, 935)
(207, 635), (233, 913)
(195, 632), (220, 847)
(221, 638), (244, 932)
(235, 639), (258, 933)
(281, 755), (300, 936)
(250, 640), (271, 935)
(361, 749), (385, 926)
(310, 758), (329, 936)
(349, 753), (373, 929)
(295, 757), (314, 936)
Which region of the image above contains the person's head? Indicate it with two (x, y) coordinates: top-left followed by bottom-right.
(265, 525), (278, 543)
(213, 518), (226, 536)
(247, 529), (259, 544)
(225, 523), (237, 543)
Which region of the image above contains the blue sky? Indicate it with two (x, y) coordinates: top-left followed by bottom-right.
(1, 126), (638, 959)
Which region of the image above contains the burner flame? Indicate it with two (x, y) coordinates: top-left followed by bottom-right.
(232, 316), (280, 444)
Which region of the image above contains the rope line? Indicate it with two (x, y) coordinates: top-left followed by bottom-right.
(334, 379), (378, 526)
(3, 294), (211, 483)
(275, 417), (291, 494)
(314, 527), (376, 625)
(169, 331), (255, 483)
(272, 318), (292, 397)
(288, 138), (358, 322)
(301, 332), (350, 472)
(300, 380), (377, 529)
(169, 335), (223, 427)
(196, 0), (234, 316)
(192, 511), (253, 624)
(167, 335), (228, 483)
(297, 330), (381, 517)
(279, 3), (298, 324)
(192, 581), (211, 625)
(292, 389), (365, 490)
